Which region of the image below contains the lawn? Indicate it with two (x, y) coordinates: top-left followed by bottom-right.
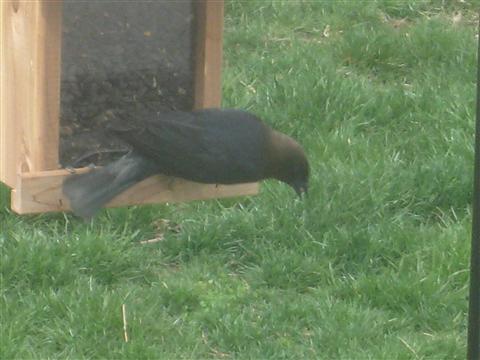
(1, 1), (478, 359)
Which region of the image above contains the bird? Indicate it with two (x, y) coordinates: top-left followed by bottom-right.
(63, 108), (309, 219)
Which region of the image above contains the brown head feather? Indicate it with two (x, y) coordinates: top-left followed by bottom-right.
(264, 129), (309, 196)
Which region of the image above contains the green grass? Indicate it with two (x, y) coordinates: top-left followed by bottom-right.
(1, 1), (478, 358)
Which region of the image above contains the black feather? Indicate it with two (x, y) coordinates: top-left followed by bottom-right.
(110, 109), (268, 184)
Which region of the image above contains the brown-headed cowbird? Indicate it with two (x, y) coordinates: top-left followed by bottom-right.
(63, 108), (309, 219)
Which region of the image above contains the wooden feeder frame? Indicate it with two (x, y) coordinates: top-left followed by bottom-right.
(0, 0), (258, 215)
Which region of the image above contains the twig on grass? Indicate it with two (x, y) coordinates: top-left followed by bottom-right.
(139, 235), (165, 245)
(122, 304), (129, 343)
(398, 337), (418, 358)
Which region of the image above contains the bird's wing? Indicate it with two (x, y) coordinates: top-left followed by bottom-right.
(109, 111), (230, 180)
(109, 109), (267, 184)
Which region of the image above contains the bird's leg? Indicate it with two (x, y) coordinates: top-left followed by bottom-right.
(65, 166), (76, 174)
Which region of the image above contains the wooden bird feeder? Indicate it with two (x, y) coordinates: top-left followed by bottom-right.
(0, 0), (258, 215)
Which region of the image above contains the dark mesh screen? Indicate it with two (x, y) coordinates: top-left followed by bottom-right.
(60, 1), (196, 167)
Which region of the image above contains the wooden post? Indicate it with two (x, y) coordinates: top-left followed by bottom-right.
(0, 0), (20, 188)
(194, 0), (224, 109)
(0, 0), (62, 187)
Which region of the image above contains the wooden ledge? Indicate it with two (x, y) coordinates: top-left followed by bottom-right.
(11, 168), (258, 214)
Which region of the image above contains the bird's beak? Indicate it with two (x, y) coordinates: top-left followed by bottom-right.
(293, 182), (308, 198)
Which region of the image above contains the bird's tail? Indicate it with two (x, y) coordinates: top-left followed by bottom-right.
(63, 152), (157, 219)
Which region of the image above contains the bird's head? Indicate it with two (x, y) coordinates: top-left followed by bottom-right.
(266, 130), (310, 197)
(286, 160), (309, 197)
